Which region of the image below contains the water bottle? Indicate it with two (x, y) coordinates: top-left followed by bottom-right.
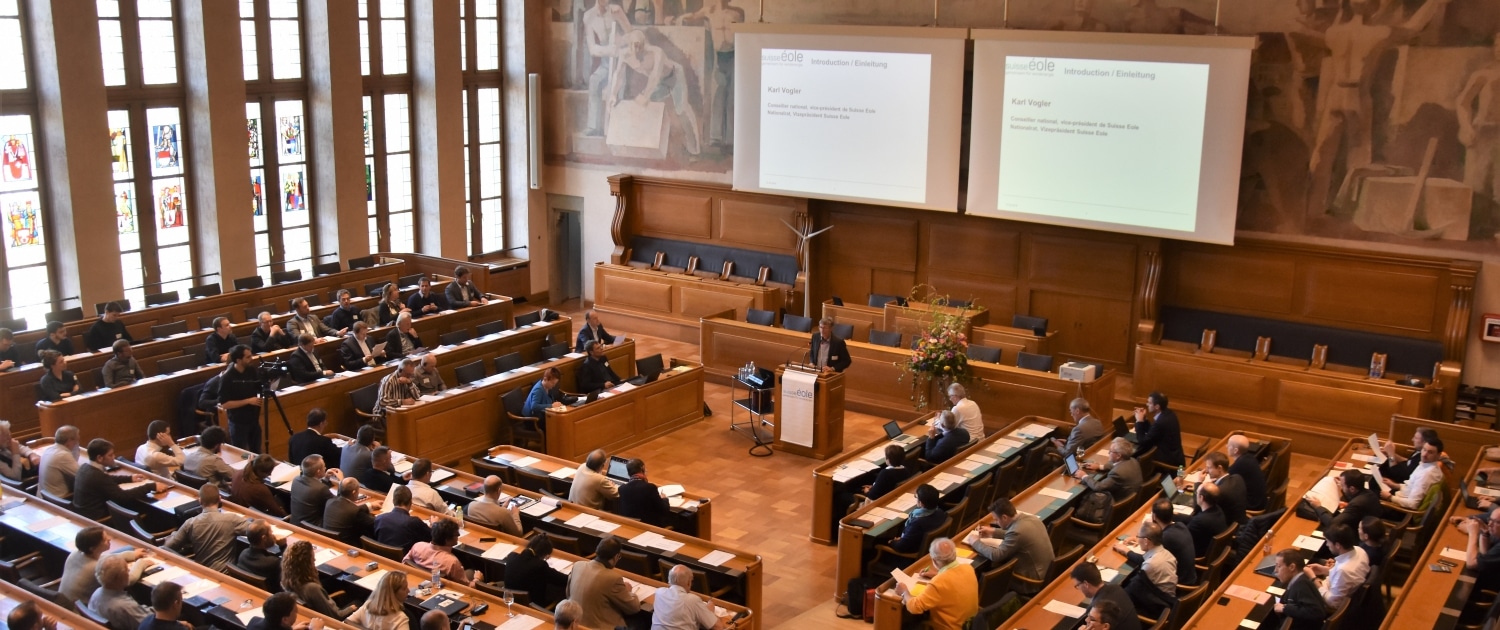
(1262, 528), (1274, 556)
(432, 565), (442, 591)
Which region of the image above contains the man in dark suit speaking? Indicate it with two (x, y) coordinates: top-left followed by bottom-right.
(810, 318), (850, 373)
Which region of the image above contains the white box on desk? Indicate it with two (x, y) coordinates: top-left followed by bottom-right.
(1059, 362), (1098, 383)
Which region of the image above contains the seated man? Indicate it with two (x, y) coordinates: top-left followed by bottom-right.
(39, 425), (81, 498)
(288, 408), (342, 469)
(566, 536), (643, 630)
(35, 320), (75, 356)
(140, 581), (191, 630)
(568, 448), (620, 509)
(871, 484), (948, 578)
(0, 327), (18, 371)
(290, 454), (342, 526)
(322, 289), (362, 332)
(969, 497), (1053, 595)
(1306, 524), (1369, 610)
(204, 316), (239, 364)
(287, 297), (342, 340)
(133, 419), (185, 477)
(250, 311), (294, 354)
(1127, 499), (1197, 586)
(373, 485), (432, 553)
(1051, 397), (1104, 457)
(575, 309), (615, 353)
(36, 350), (78, 402)
(73, 438), (165, 520)
(923, 410), (970, 464)
(1133, 391), (1185, 468)
(287, 333), (333, 383)
(892, 538), (979, 630)
(405, 458), (447, 511)
(384, 312), (424, 361)
(1076, 437), (1144, 503)
(404, 518), (483, 588)
(1378, 427), (1437, 484)
(576, 340), (621, 393)
(942, 383), (985, 441)
(467, 475), (524, 536)
(1071, 563), (1142, 630)
(1380, 437), (1444, 509)
(372, 358), (420, 430)
(340, 424), (380, 480)
(406, 275), (448, 317)
(1228, 435), (1268, 512)
(88, 554), (151, 629)
(1458, 506), (1500, 594)
(101, 339), (144, 387)
(1266, 548), (1329, 630)
(503, 535), (569, 609)
(184, 426), (237, 487)
(163, 483), (251, 571)
(236, 521), (283, 593)
(1121, 522), (1178, 619)
(0, 419), (38, 480)
(652, 564), (730, 630)
(412, 353), (445, 395)
(323, 477), (375, 544)
(339, 321), (385, 370)
(444, 265), (488, 308)
(1197, 451), (1248, 525)
(618, 458), (671, 528)
(85, 302), (133, 353)
(1186, 483), (1228, 558)
(59, 526), (153, 610)
(246, 592), (302, 630)
(359, 445), (409, 490)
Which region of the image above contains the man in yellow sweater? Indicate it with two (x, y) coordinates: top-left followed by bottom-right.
(894, 537), (979, 630)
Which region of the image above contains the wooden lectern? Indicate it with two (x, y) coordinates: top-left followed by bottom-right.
(773, 365), (846, 459)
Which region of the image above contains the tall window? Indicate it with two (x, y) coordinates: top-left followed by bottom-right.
(360, 0), (414, 253)
(242, 0), (313, 279)
(0, 0), (51, 329)
(100, 0), (194, 307)
(461, 0), (503, 256)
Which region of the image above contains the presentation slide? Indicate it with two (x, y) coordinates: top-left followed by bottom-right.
(733, 25), (967, 212)
(998, 56), (1208, 231)
(966, 31), (1253, 245)
(759, 49), (932, 204)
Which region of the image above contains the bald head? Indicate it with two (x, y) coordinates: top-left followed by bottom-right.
(669, 563), (694, 588)
(339, 477), (361, 498)
(483, 475), (504, 498)
(1228, 434), (1250, 456)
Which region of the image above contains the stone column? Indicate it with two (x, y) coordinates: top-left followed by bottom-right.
(305, 0), (370, 263)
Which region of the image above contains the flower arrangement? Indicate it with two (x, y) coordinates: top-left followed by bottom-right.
(895, 288), (976, 410)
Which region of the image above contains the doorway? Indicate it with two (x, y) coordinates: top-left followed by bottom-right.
(548, 194), (583, 305)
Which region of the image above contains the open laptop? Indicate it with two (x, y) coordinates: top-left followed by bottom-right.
(1161, 476), (1196, 511)
(884, 420), (918, 444)
(626, 353), (665, 386)
(1112, 416), (1130, 439)
(606, 456), (632, 483)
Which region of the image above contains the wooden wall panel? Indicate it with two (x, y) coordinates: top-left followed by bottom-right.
(1171, 249), (1297, 313)
(637, 188), (713, 239)
(1142, 358), (1267, 411)
(1025, 235), (1136, 296)
(924, 223), (1019, 279)
(871, 269), (917, 298)
(599, 274), (674, 312)
(1275, 380), (1403, 426)
(679, 286), (754, 320)
(716, 199), (800, 252)
(1300, 264), (1439, 333)
(932, 277), (1017, 320)
(827, 212), (918, 270)
(827, 265), (873, 304)
(1029, 290), (1134, 365)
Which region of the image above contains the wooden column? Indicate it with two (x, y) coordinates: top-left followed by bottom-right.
(180, 0), (255, 285)
(25, 0), (123, 309)
(304, 0), (370, 265)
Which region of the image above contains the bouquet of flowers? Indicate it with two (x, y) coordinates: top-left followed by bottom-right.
(895, 290), (975, 409)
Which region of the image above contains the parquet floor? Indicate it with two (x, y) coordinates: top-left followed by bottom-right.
(538, 303), (1337, 629)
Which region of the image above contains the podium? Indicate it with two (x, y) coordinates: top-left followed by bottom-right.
(773, 365), (846, 460)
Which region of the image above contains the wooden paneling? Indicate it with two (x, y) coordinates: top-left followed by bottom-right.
(870, 269), (917, 297)
(924, 223), (1019, 279)
(638, 188), (713, 239)
(592, 264), (785, 342)
(598, 272), (676, 312)
(1171, 249), (1297, 313)
(716, 198), (800, 251)
(1024, 235), (1136, 296)
(1300, 263), (1439, 333)
(1141, 355), (1268, 411)
(826, 265), (873, 303)
(1275, 379), (1402, 426)
(1029, 290), (1134, 365)
(827, 211), (918, 270)
(679, 285), (754, 320)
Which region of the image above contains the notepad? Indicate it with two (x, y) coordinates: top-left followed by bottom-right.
(547, 557), (575, 573)
(1441, 547), (1467, 562)
(155, 492), (197, 510)
(496, 615), (546, 630)
(355, 569), (389, 590)
(1042, 600), (1086, 618)
(481, 542), (519, 560)
(700, 550), (736, 567)
(1291, 535), (1325, 552)
(1038, 487), (1074, 500)
(1100, 568), (1119, 583)
(235, 608), (264, 625)
(549, 466), (577, 480)
(659, 484), (685, 498)
(522, 501), (557, 517)
(314, 547), (341, 565)
(1239, 620), (1261, 629)
(430, 468), (455, 484)
(1227, 585), (1271, 604)
(512, 456), (541, 468)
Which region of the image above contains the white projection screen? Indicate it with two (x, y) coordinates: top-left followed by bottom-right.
(966, 30), (1254, 245)
(733, 24), (967, 212)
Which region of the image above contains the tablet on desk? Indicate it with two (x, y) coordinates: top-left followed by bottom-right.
(1064, 454), (1081, 476)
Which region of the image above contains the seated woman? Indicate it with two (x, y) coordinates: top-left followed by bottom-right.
(346, 569), (411, 630)
(281, 541), (354, 619)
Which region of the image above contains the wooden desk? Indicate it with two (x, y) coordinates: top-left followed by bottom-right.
(379, 341), (641, 464)
(479, 444), (714, 540)
(544, 363), (705, 462)
(834, 417), (1071, 600)
(379, 456), (765, 629)
(1000, 431), (1283, 630)
(1181, 439), (1367, 629)
(0, 578), (106, 629)
(883, 302), (989, 342)
(593, 263), (787, 343)
(700, 317), (1115, 431)
(811, 416), (932, 544)
(203, 443), (753, 630)
(1380, 447), (1494, 630)
(1134, 342), (1440, 457)
(969, 323), (1056, 361)
(0, 491), (359, 629)
(37, 304), (547, 463)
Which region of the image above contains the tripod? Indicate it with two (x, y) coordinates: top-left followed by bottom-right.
(259, 379), (294, 456)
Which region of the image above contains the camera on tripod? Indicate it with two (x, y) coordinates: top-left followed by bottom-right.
(256, 359), (290, 387)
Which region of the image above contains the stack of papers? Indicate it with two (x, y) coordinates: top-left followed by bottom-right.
(889, 494), (918, 512)
(235, 608), (264, 625)
(549, 467), (577, 480)
(354, 569), (389, 590)
(1038, 487), (1074, 501)
(430, 469), (455, 484)
(565, 513), (600, 528)
(699, 550), (736, 567)
(269, 463), (299, 484)
(1042, 600), (1086, 618)
(512, 456), (541, 468)
(155, 492), (197, 510)
(313, 547), (341, 565)
(142, 566), (189, 586)
(1440, 547), (1467, 562)
(659, 484), (685, 498)
(496, 616), (545, 630)
(522, 502), (557, 517)
(481, 542), (519, 560)
(1291, 535), (1324, 552)
(623, 577), (655, 601)
(832, 460), (878, 483)
(1226, 585), (1271, 604)
(628, 531), (686, 553)
(546, 557), (575, 574)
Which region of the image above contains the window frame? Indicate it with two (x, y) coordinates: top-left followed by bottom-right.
(243, 0), (316, 277)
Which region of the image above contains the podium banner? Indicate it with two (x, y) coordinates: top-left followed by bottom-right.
(780, 369), (818, 448)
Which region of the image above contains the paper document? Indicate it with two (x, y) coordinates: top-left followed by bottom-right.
(1227, 585), (1271, 604)
(993, 438), (1025, 451)
(512, 456), (541, 468)
(482, 542), (519, 560)
(430, 468), (455, 484)
(314, 547), (340, 565)
(155, 492), (197, 510)
(1441, 547), (1467, 562)
(1366, 433), (1388, 464)
(270, 463), (299, 484)
(565, 513), (599, 528)
(547, 557), (574, 573)
(1474, 486), (1500, 498)
(235, 608), (264, 626)
(1265, 585), (1285, 596)
(1301, 474), (1341, 512)
(890, 568), (920, 592)
(496, 615), (545, 630)
(1042, 600), (1086, 618)
(182, 578), (217, 598)
(354, 569), (389, 590)
(1239, 620), (1261, 629)
(142, 566), (188, 586)
(549, 466), (577, 480)
(953, 459), (981, 472)
(522, 501), (557, 517)
(700, 550), (736, 567)
(1291, 535), (1325, 552)
(1099, 568), (1119, 583)
(1038, 487), (1074, 500)
(121, 480), (152, 491)
(27, 516), (66, 533)
(659, 484), (685, 498)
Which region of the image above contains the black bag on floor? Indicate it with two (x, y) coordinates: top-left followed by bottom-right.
(844, 576), (880, 621)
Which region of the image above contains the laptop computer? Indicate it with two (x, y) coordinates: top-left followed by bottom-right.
(606, 456), (631, 483)
(626, 353), (665, 386)
(884, 420), (917, 444)
(1112, 416), (1130, 439)
(1162, 476), (1196, 510)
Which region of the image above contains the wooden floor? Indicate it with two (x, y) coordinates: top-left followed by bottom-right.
(539, 303), (1340, 629)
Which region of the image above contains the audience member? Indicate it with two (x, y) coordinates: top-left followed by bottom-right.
(6, 601), (56, 630)
(0, 419), (38, 480)
(340, 425), (380, 480)
(73, 438), (164, 520)
(250, 311), (294, 354)
(406, 276), (448, 317)
(184, 425), (236, 487)
(375, 283), (408, 327)
(360, 445), (409, 490)
(569, 449), (621, 509)
(1187, 482), (1228, 558)
(652, 564), (729, 630)
(1458, 506), (1500, 593)
(101, 339), (144, 386)
(1199, 451), (1248, 525)
(385, 312), (424, 360)
(84, 302), (132, 352)
(245, 592), (308, 630)
(133, 419), (184, 476)
(38, 424), (81, 498)
(236, 520), (283, 591)
(373, 485), (432, 552)
(323, 289), (362, 332)
(324, 477), (375, 544)
(1306, 524), (1369, 610)
(163, 483), (251, 570)
(1121, 521), (1177, 619)
(1071, 562), (1141, 630)
(405, 518), (484, 587)
(288, 408), (342, 468)
(970, 497), (1053, 595)
(577, 339), (622, 393)
(445, 266), (488, 308)
(138, 581), (193, 630)
(88, 553), (151, 629)
(893, 538), (978, 630)
(339, 320), (385, 370)
(575, 309), (615, 352)
(59, 526), (153, 609)
(466, 474), (524, 535)
(289, 454), (342, 526)
(35, 350), (78, 402)
(406, 458), (446, 511)
(865, 444), (914, 500)
(503, 535), (569, 608)
(1051, 397), (1104, 457)
(288, 333), (333, 383)
(566, 536), (643, 630)
(1136, 499), (1198, 585)
(35, 320), (75, 356)
(1227, 435), (1268, 512)
(287, 297), (342, 339)
(282, 540), (354, 619)
(347, 569), (412, 630)
(1267, 548), (1328, 630)
(1133, 391), (1184, 468)
(922, 410), (970, 464)
(204, 316), (239, 364)
(618, 458), (671, 528)
(0, 328), (16, 371)
(413, 353), (445, 395)
(373, 357), (420, 426)
(1381, 437), (1444, 509)
(1076, 437), (1143, 502)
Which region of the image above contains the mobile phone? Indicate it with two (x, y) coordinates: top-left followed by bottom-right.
(470, 603), (489, 615)
(1216, 596), (1230, 606)
(479, 537), (497, 543)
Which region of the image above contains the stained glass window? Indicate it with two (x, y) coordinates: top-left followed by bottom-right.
(245, 0), (313, 278)
(362, 0), (414, 253)
(0, 1), (50, 328)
